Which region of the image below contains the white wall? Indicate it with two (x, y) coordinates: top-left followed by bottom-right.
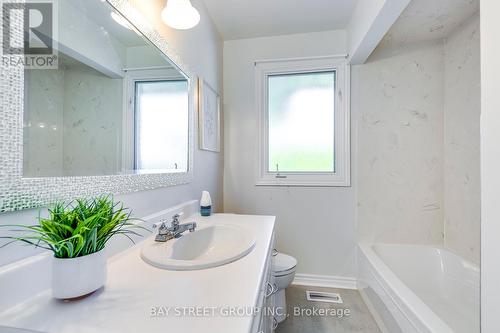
(0, 0), (223, 267)
(354, 39), (445, 244)
(125, 46), (167, 68)
(443, 14), (481, 264)
(480, 0), (500, 331)
(223, 30), (357, 278)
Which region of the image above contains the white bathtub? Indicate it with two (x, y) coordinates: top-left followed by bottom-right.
(358, 244), (479, 333)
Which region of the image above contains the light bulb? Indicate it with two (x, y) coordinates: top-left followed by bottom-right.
(161, 0), (200, 30)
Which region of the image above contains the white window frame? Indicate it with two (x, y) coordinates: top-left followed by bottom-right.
(255, 56), (351, 187)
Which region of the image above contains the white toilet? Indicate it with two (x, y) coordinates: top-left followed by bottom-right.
(272, 252), (297, 324)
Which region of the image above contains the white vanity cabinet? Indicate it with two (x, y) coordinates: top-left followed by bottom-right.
(252, 232), (277, 333)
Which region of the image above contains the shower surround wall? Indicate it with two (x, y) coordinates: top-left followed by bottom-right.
(355, 14), (480, 263)
(62, 67), (123, 176)
(443, 15), (481, 264)
(23, 67), (123, 177)
(354, 39), (445, 245)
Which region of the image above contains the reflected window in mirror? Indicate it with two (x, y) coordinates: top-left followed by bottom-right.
(133, 79), (188, 172)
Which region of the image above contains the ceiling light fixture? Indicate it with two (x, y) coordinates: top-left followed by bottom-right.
(161, 0), (200, 30)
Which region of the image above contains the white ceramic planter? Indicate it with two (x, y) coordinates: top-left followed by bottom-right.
(52, 248), (107, 299)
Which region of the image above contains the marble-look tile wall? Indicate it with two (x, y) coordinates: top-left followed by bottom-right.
(23, 66), (123, 177)
(443, 14), (481, 264)
(62, 68), (123, 176)
(353, 40), (445, 244)
(354, 13), (481, 258)
(24, 70), (65, 177)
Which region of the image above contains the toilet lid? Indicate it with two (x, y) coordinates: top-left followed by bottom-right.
(273, 253), (297, 273)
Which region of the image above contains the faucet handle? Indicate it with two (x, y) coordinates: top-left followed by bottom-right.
(153, 221), (166, 230)
(171, 212), (184, 227)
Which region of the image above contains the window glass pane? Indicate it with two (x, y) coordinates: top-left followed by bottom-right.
(268, 71), (335, 172)
(135, 80), (188, 171)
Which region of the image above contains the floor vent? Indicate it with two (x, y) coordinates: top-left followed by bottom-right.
(306, 291), (343, 304)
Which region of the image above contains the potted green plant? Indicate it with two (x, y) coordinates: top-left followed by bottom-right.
(0, 196), (146, 299)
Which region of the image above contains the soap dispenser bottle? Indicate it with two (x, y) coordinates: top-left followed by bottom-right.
(200, 191), (212, 216)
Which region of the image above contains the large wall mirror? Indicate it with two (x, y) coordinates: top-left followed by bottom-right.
(0, 0), (195, 211)
(24, 0), (189, 177)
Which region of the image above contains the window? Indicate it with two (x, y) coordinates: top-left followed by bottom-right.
(255, 57), (350, 186)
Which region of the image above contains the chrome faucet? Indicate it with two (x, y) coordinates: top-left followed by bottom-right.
(153, 213), (197, 242)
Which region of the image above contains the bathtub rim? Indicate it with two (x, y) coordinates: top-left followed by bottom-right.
(358, 242), (457, 333)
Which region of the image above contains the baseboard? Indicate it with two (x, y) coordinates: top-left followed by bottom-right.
(292, 273), (357, 290)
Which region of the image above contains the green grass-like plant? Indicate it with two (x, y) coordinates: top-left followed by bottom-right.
(0, 196), (147, 258)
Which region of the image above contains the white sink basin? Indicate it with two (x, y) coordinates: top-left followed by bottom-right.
(141, 224), (255, 270)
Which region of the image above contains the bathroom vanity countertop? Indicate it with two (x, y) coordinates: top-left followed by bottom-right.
(0, 214), (275, 333)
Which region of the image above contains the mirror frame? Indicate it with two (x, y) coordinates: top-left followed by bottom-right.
(0, 0), (195, 212)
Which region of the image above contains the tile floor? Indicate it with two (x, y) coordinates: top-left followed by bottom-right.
(275, 285), (381, 333)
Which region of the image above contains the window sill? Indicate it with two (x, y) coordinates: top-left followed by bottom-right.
(255, 179), (351, 187)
